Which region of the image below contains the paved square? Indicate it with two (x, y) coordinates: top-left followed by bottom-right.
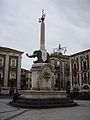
(0, 98), (90, 120)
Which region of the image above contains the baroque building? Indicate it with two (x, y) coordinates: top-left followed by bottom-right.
(50, 52), (70, 90)
(69, 49), (90, 90)
(50, 46), (90, 91)
(0, 46), (23, 94)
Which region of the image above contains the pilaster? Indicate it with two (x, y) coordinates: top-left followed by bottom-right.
(69, 58), (72, 90)
(78, 56), (82, 89)
(4, 54), (9, 87)
(17, 56), (21, 89)
(89, 52), (90, 70)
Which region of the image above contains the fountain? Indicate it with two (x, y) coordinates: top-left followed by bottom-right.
(10, 10), (77, 108)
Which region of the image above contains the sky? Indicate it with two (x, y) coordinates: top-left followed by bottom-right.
(0, 0), (90, 70)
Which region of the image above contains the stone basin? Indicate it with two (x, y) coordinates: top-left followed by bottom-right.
(10, 90), (78, 109)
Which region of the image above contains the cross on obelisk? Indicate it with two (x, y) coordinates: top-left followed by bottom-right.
(39, 10), (47, 62)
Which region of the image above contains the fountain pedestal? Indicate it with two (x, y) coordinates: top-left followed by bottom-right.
(10, 90), (77, 108)
(31, 63), (54, 90)
(10, 63), (77, 108)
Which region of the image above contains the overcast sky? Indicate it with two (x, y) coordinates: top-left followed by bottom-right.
(0, 0), (90, 70)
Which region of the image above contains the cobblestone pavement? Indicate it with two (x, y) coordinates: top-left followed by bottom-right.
(0, 98), (90, 120)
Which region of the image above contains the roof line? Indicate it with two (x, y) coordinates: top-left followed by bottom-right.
(0, 46), (24, 54)
(70, 49), (90, 57)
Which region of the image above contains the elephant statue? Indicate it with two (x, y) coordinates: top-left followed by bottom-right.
(26, 50), (50, 63)
(26, 50), (42, 63)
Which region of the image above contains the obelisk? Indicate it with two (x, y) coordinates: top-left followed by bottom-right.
(39, 10), (47, 62)
(39, 9), (45, 50)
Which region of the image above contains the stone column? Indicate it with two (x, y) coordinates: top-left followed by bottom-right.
(17, 56), (21, 89)
(4, 54), (9, 87)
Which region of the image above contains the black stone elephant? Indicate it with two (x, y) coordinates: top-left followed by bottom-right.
(26, 50), (42, 63)
(26, 50), (50, 63)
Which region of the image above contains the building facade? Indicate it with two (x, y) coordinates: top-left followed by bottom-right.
(50, 49), (90, 91)
(1, 46), (90, 93)
(0, 47), (23, 94)
(21, 68), (32, 90)
(69, 49), (90, 90)
(50, 52), (70, 90)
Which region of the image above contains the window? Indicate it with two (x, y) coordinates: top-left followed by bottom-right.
(77, 58), (79, 71)
(83, 61), (86, 70)
(10, 72), (16, 80)
(0, 57), (4, 67)
(84, 73), (87, 82)
(65, 63), (70, 76)
(74, 64), (76, 70)
(9, 71), (17, 87)
(0, 70), (3, 79)
(10, 58), (16, 68)
(0, 70), (4, 86)
(87, 55), (89, 70)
